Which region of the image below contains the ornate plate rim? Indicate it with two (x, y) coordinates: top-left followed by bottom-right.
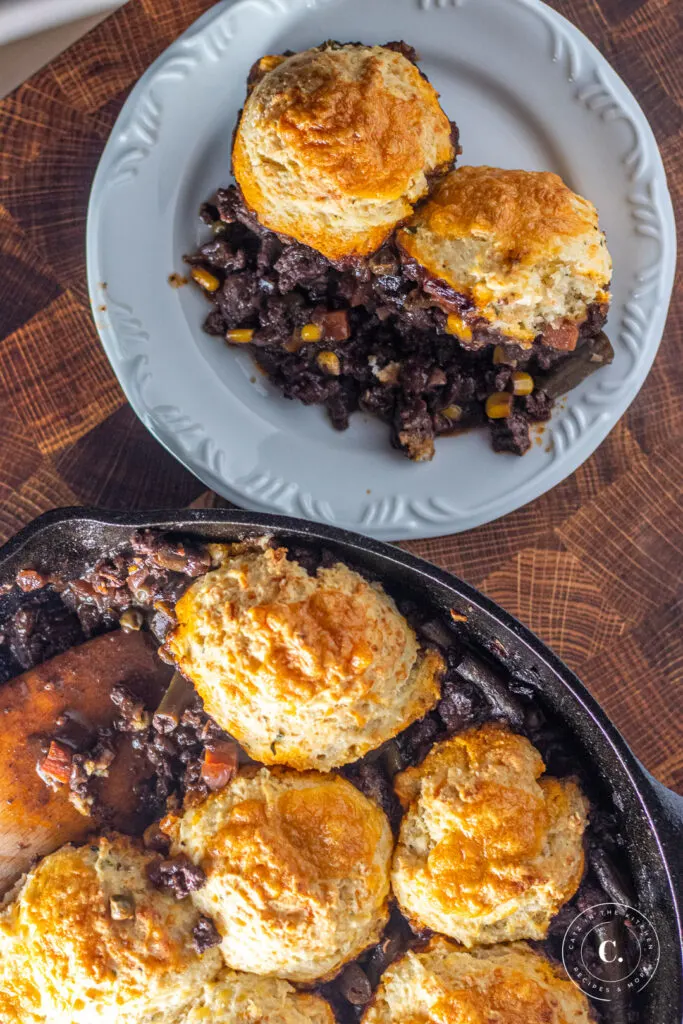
(86, 0), (677, 540)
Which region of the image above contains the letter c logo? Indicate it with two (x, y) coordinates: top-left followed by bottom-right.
(598, 940), (623, 964)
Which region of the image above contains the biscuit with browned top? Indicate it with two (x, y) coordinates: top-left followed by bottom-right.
(0, 835), (221, 1024)
(391, 724), (588, 946)
(233, 43), (456, 261)
(165, 545), (444, 771)
(397, 166), (611, 348)
(178, 969), (334, 1024)
(361, 937), (594, 1024)
(162, 767), (393, 982)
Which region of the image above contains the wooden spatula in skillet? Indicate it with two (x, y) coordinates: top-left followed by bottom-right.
(0, 629), (173, 895)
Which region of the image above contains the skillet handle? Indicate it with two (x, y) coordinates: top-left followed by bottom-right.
(642, 772), (683, 930)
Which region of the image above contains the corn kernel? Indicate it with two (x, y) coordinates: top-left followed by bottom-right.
(445, 313), (473, 342)
(317, 351), (341, 375)
(511, 370), (534, 396)
(485, 392), (514, 419)
(493, 344), (517, 367)
(226, 328), (254, 344)
(300, 323), (323, 343)
(190, 266), (220, 292)
(442, 404), (462, 421)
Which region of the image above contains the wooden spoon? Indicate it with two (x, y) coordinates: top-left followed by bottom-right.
(0, 629), (173, 895)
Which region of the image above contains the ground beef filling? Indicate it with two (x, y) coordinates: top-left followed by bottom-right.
(185, 186), (608, 458)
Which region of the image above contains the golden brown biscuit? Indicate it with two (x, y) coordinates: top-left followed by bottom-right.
(362, 937), (594, 1024)
(178, 969), (334, 1024)
(0, 924), (43, 1024)
(162, 767), (393, 982)
(165, 544), (443, 771)
(233, 43), (456, 261)
(391, 724), (588, 946)
(0, 835), (221, 1024)
(397, 166), (612, 348)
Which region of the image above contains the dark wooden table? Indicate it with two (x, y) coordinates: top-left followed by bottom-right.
(0, 0), (680, 789)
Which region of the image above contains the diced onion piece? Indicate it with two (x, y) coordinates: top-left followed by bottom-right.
(119, 608), (144, 632)
(511, 371), (534, 396)
(190, 267), (220, 293)
(110, 893), (135, 920)
(485, 392), (514, 419)
(153, 672), (196, 733)
(226, 328), (254, 344)
(201, 741), (239, 791)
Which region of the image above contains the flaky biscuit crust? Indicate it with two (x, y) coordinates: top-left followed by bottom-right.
(398, 166), (611, 346)
(0, 836), (221, 1024)
(163, 768), (393, 983)
(233, 44), (455, 260)
(391, 724), (588, 945)
(166, 545), (443, 770)
(361, 937), (594, 1024)
(178, 969), (334, 1024)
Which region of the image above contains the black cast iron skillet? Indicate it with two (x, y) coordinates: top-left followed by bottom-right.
(0, 507), (681, 1023)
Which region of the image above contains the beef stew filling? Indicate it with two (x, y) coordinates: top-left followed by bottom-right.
(0, 530), (632, 1023)
(185, 186), (611, 458)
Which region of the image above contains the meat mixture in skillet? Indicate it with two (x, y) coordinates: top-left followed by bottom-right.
(0, 530), (635, 1023)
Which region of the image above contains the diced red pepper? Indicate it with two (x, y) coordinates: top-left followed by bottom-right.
(38, 741), (73, 785)
(201, 741), (238, 791)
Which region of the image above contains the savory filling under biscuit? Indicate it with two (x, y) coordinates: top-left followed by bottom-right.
(185, 41), (613, 460)
(0, 530), (635, 1024)
(397, 166), (612, 352)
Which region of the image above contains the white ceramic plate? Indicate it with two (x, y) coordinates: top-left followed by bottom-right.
(87, 0), (676, 540)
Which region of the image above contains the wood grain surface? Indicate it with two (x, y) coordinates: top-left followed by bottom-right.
(0, 0), (680, 790)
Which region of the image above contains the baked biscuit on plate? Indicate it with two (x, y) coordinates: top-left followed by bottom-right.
(233, 42), (456, 261)
(397, 166), (612, 351)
